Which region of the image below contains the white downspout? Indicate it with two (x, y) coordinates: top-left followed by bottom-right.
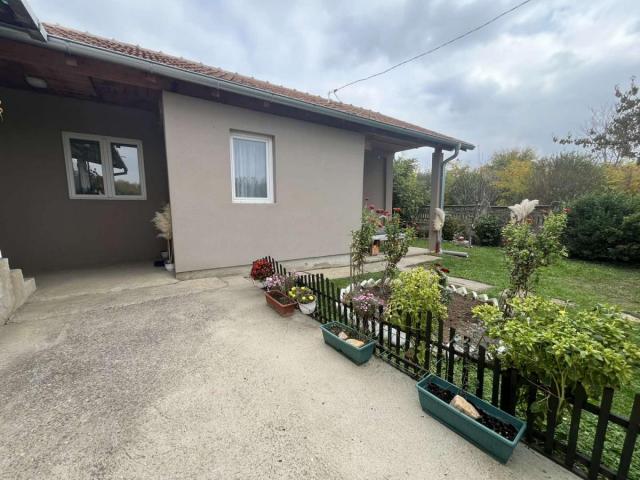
(439, 144), (470, 258)
(439, 143), (460, 209)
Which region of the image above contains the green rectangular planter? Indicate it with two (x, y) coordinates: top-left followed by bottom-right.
(416, 374), (526, 464)
(320, 321), (376, 365)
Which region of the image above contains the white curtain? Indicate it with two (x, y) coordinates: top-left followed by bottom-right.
(233, 138), (267, 198)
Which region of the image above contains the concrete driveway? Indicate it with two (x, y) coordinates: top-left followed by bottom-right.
(0, 271), (576, 479)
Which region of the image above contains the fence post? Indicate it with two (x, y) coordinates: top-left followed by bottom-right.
(499, 368), (517, 415)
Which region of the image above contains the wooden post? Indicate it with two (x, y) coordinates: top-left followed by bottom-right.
(429, 148), (443, 253)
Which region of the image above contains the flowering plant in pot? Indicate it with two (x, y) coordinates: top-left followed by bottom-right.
(288, 286), (316, 315)
(352, 291), (384, 319)
(263, 273), (298, 316)
(250, 259), (274, 288)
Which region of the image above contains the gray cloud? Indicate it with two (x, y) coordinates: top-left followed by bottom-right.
(31, 0), (640, 169)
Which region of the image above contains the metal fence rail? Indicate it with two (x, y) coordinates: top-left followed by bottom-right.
(264, 256), (640, 480)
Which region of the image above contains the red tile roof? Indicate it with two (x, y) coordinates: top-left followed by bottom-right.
(43, 23), (471, 149)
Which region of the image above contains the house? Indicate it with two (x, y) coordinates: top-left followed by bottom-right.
(0, 1), (473, 281)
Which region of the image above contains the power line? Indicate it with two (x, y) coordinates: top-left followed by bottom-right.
(328, 0), (536, 99)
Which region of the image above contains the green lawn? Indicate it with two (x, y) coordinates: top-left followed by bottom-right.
(412, 238), (640, 317)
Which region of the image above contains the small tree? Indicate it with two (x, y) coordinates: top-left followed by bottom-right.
(555, 78), (640, 165)
(501, 200), (567, 302)
(349, 206), (378, 282)
(382, 208), (415, 280)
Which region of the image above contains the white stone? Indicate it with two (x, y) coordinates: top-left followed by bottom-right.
(338, 331), (349, 340)
(450, 395), (481, 420)
(478, 294), (489, 301)
(471, 291), (478, 300)
(490, 298), (499, 307)
(345, 338), (365, 348)
(457, 287), (468, 296)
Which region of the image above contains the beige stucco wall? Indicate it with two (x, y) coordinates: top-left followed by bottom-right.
(162, 91), (365, 273)
(0, 86), (169, 274)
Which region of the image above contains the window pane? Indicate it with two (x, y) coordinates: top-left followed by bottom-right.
(233, 137), (268, 198)
(111, 143), (142, 196)
(70, 139), (104, 195)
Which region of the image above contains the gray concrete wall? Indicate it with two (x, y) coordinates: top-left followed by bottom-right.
(162, 91), (365, 273)
(363, 150), (384, 208)
(0, 86), (169, 274)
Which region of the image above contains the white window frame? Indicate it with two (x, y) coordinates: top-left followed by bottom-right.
(62, 131), (147, 200)
(229, 132), (274, 204)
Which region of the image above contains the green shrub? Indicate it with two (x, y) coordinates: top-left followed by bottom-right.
(502, 211), (567, 300)
(565, 192), (640, 263)
(386, 267), (447, 328)
(474, 297), (640, 419)
(473, 215), (504, 246)
(441, 216), (466, 240)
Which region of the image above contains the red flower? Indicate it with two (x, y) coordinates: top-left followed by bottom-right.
(393, 207), (401, 213)
(250, 258), (274, 281)
(563, 207), (571, 214)
(376, 208), (384, 214)
(441, 268), (450, 273)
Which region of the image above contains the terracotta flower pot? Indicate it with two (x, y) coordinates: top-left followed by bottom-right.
(265, 290), (297, 317)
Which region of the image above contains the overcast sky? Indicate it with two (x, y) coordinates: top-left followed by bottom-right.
(32, 0), (640, 170)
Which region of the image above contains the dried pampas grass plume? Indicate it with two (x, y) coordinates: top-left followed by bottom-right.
(433, 208), (445, 232)
(152, 203), (172, 240)
(509, 199), (539, 223)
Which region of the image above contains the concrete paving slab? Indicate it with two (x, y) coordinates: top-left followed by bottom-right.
(304, 253), (440, 280)
(32, 262), (177, 302)
(0, 273), (576, 480)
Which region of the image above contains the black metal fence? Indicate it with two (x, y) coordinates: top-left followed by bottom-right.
(264, 256), (640, 480)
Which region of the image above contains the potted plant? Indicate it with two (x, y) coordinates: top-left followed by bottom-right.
(265, 290), (297, 317)
(151, 203), (174, 272)
(416, 374), (526, 464)
(250, 259), (274, 288)
(288, 286), (316, 315)
(320, 321), (376, 365)
(263, 274), (297, 316)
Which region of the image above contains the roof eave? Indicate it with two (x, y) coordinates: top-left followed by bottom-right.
(0, 24), (474, 151)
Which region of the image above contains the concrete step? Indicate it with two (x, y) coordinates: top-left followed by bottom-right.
(0, 259), (38, 324)
(0, 258), (15, 323)
(10, 269), (26, 310)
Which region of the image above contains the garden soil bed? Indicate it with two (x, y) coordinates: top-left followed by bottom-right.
(426, 382), (518, 441)
(443, 293), (487, 344)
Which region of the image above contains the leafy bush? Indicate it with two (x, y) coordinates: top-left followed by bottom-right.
(386, 267), (447, 328)
(473, 215), (504, 246)
(383, 209), (416, 279)
(564, 192), (640, 262)
(350, 206), (379, 280)
(441, 216), (466, 241)
(474, 297), (640, 418)
(502, 210), (567, 300)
